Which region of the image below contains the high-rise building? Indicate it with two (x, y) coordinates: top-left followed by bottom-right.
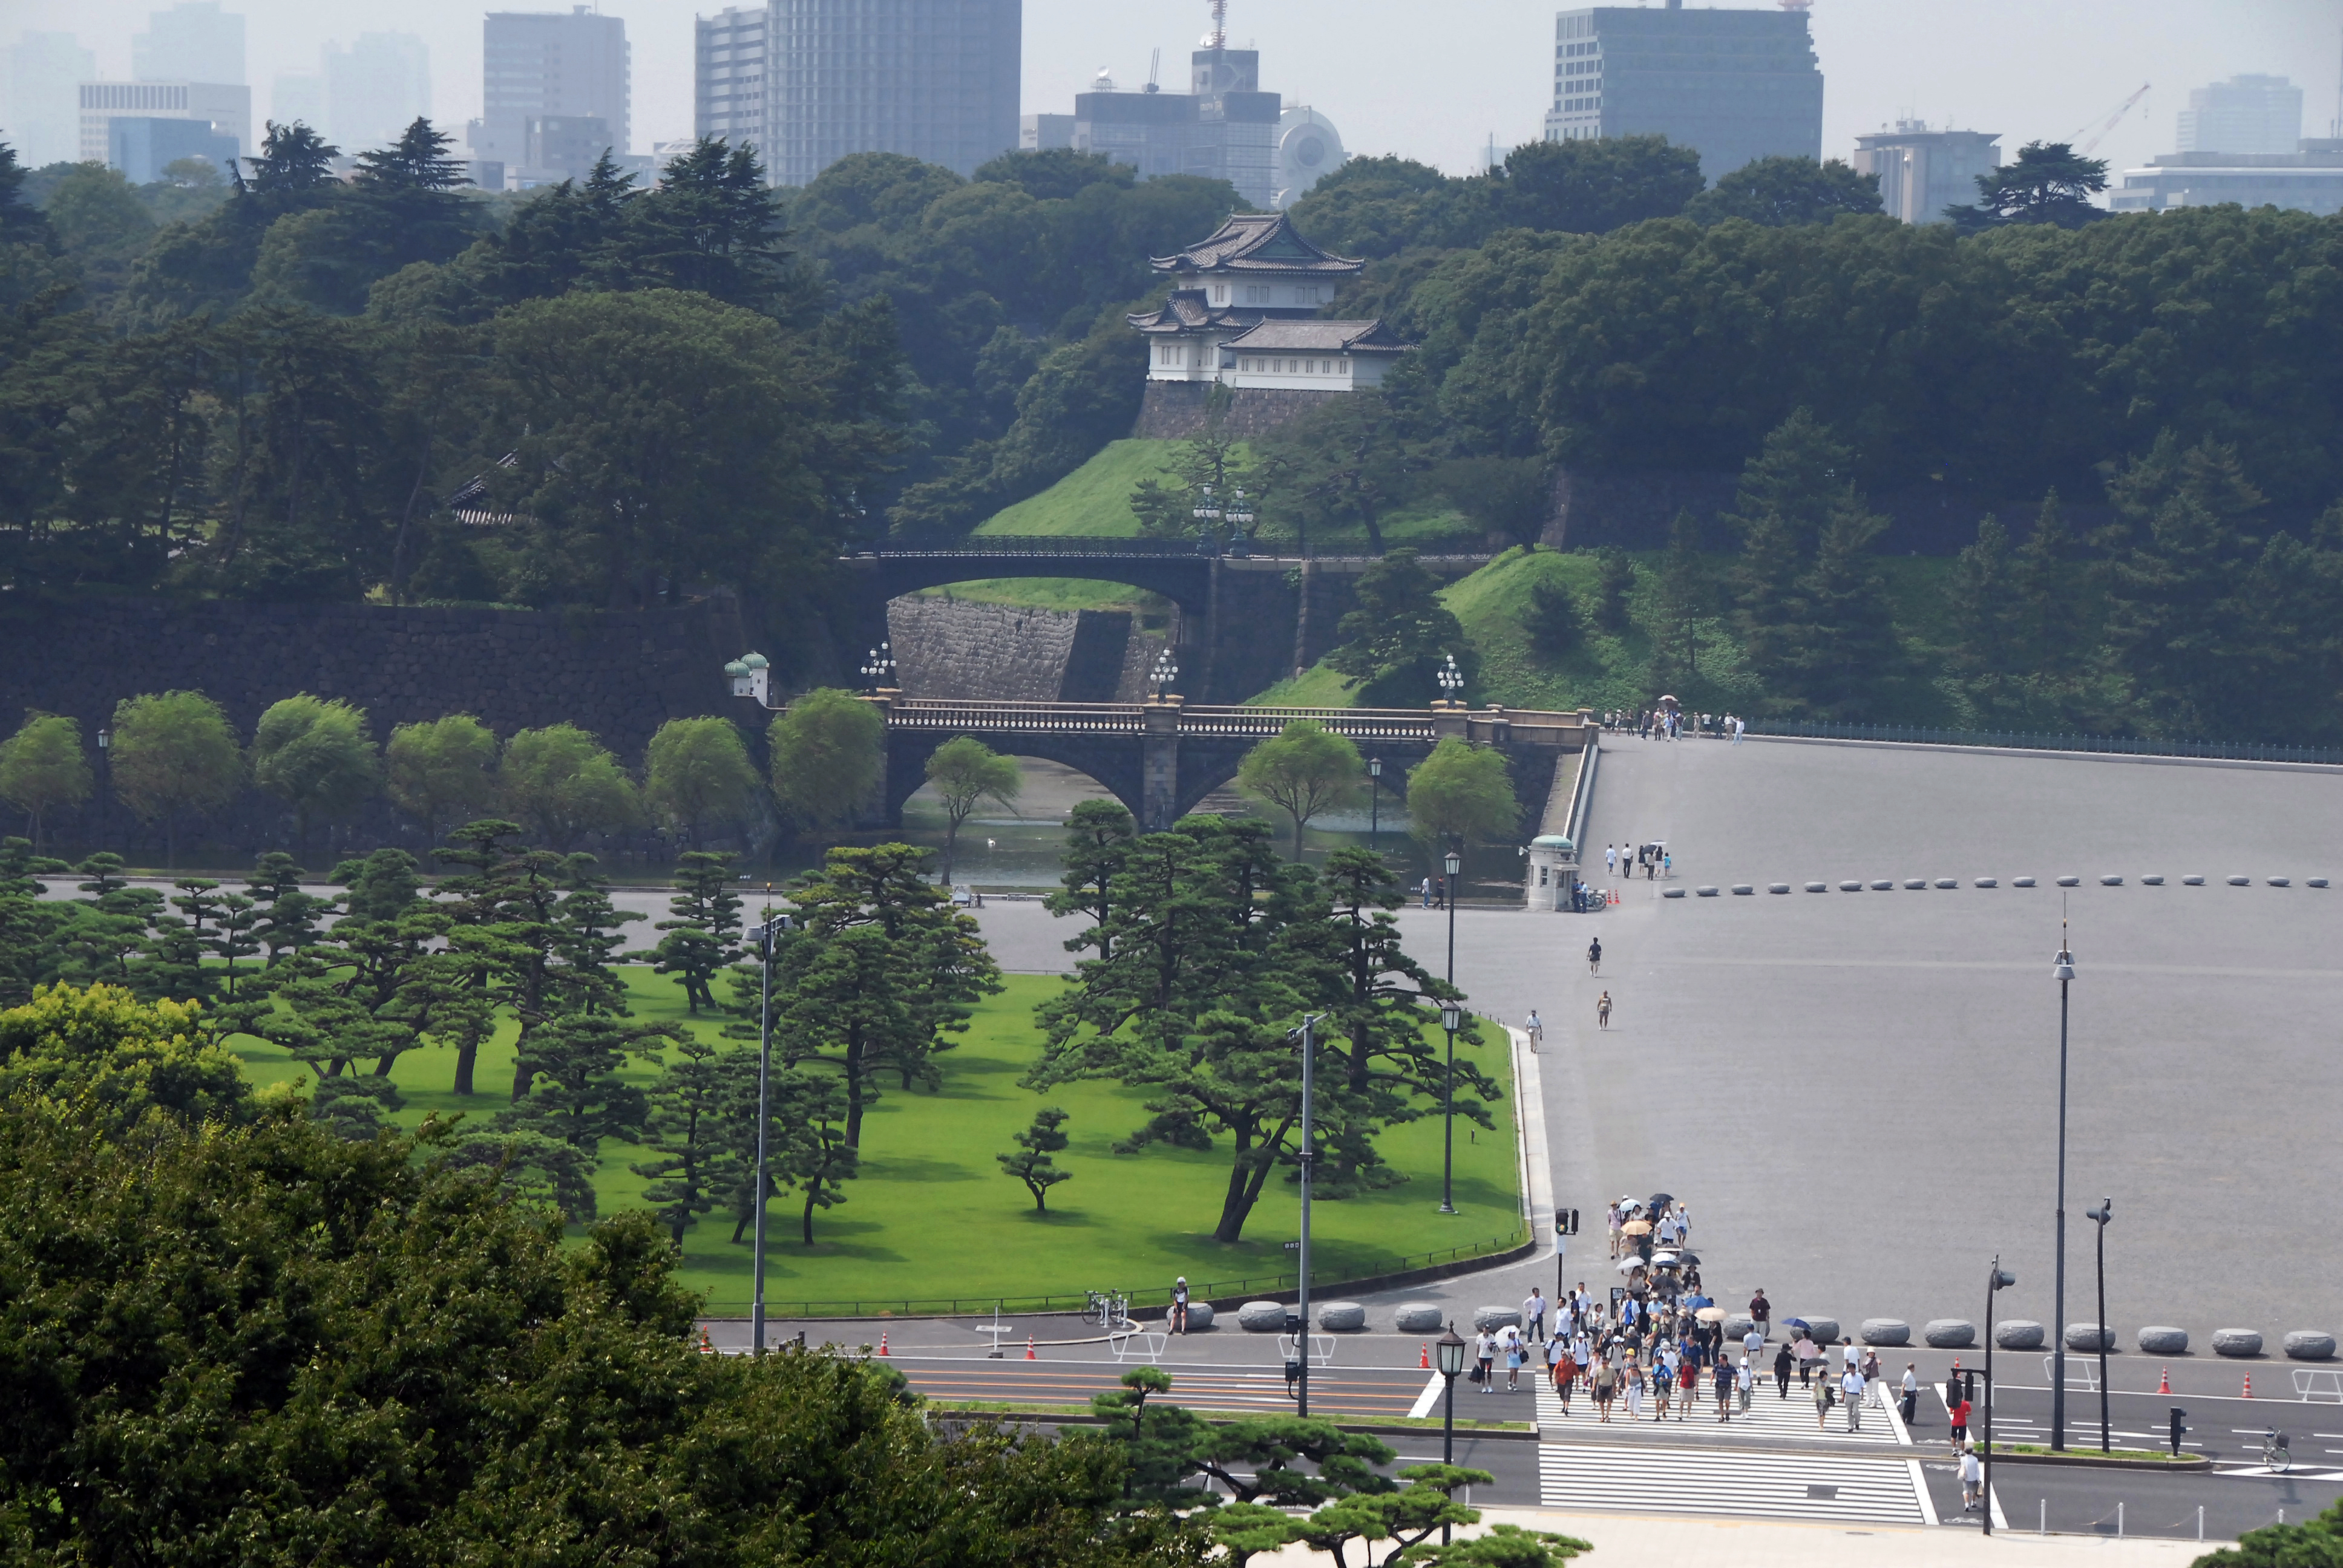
(80, 81), (251, 163)
(2109, 143), (2343, 217)
(270, 70), (326, 132)
(1542, 1), (1823, 183)
(695, 6), (768, 152)
(1852, 121), (1999, 224)
(2178, 74), (2302, 155)
(3, 31), (98, 167)
(762, 0), (1019, 186)
(325, 33), (430, 155)
(132, 2), (245, 87)
(108, 116), (239, 182)
(468, 7), (629, 176)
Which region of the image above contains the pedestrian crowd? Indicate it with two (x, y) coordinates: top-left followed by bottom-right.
(1601, 709), (1745, 745)
(1602, 842), (1671, 883)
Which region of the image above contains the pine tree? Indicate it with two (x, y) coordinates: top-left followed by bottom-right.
(1777, 488), (1900, 719)
(1645, 509), (1708, 693)
(1589, 547), (1634, 634)
(632, 1035), (744, 1243)
(997, 1106), (1073, 1212)
(644, 849), (744, 1013)
(774, 1071), (858, 1244)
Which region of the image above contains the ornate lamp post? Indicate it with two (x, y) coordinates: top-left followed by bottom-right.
(1191, 484), (1222, 541)
(1150, 647), (1180, 701)
(859, 641), (896, 694)
(1225, 486), (1254, 553)
(1435, 1325), (1468, 1541)
(1436, 652), (1465, 706)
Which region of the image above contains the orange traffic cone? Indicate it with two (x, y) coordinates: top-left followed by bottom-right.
(1026, 1335), (1037, 1361)
(878, 1331), (890, 1357)
(2243, 1373), (2253, 1399)
(699, 1328), (713, 1354)
(1421, 1342), (1430, 1369)
(2158, 1366), (2170, 1394)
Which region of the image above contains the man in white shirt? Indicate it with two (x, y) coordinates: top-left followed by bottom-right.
(1899, 1362), (1920, 1425)
(1743, 1324), (1766, 1363)
(1605, 843), (1617, 877)
(1841, 1367), (1866, 1431)
(1523, 1287), (1545, 1341)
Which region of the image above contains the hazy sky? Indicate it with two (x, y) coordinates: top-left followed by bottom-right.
(14, 0), (2342, 181)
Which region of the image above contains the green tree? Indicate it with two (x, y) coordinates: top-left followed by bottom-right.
(250, 693), (379, 861)
(774, 1068), (859, 1243)
(643, 849), (743, 1012)
(0, 982), (249, 1131)
(768, 688), (885, 834)
(1237, 720), (1362, 858)
(1325, 548), (1469, 704)
(108, 690), (243, 868)
(1129, 388), (1260, 540)
(499, 724), (641, 852)
(1260, 393), (1418, 555)
(1046, 799), (1136, 964)
(631, 1033), (744, 1244)
(1728, 409), (1855, 698)
(643, 716), (762, 848)
(490, 1010), (675, 1220)
(0, 713), (91, 854)
(1645, 509), (1709, 693)
(923, 734), (1022, 884)
(997, 1105), (1072, 1212)
(1684, 155), (1882, 226)
(1771, 488), (1901, 719)
(1947, 140), (2109, 230)
(2192, 1494), (2343, 1568)
(0, 139), (56, 249)
(1589, 546), (1634, 633)
(383, 713), (500, 851)
(1485, 135), (1705, 234)
(1406, 739), (1516, 866)
(1522, 575), (1583, 657)
(1429, 456), (1550, 551)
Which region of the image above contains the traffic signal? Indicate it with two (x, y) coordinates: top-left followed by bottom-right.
(2169, 1407), (2188, 1457)
(1554, 1208), (1581, 1236)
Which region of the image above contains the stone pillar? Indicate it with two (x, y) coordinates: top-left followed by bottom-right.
(1431, 701), (1470, 741)
(1141, 697), (1182, 829)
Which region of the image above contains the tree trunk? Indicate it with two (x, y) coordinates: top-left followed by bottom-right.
(939, 816), (960, 886)
(453, 1038), (477, 1096)
(802, 1182), (819, 1245)
(844, 1030), (866, 1148)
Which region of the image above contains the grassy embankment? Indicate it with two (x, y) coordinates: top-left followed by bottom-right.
(230, 970), (1522, 1315)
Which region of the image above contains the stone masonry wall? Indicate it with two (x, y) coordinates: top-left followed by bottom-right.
(1134, 382), (1346, 440)
(885, 596), (1139, 704)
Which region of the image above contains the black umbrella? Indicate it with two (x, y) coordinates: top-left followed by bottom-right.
(1647, 1192), (1675, 1212)
(1673, 1251), (1701, 1267)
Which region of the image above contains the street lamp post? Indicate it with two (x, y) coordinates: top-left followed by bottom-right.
(749, 909), (790, 1354)
(96, 726), (110, 844)
(1192, 484), (1222, 543)
(1292, 1012), (1323, 1416)
(1437, 652), (1464, 705)
(1441, 846), (1461, 1214)
(859, 642), (896, 694)
(1367, 756), (1381, 852)
(1225, 487), (1254, 552)
(1438, 998), (1461, 1215)
(2086, 1198), (2113, 1452)
(2052, 927), (2076, 1449)
(1150, 648), (1179, 701)
(1435, 1325), (1467, 1542)
(1984, 1257), (2017, 1537)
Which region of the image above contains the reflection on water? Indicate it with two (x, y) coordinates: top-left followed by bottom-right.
(891, 759), (1469, 892)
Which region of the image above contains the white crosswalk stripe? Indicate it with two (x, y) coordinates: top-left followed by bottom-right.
(1529, 1370), (1902, 1446)
(1538, 1443), (1928, 1523)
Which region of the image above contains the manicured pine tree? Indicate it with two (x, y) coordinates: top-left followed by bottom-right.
(996, 1106), (1072, 1212)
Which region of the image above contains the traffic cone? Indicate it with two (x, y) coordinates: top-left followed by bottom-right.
(2243, 1373), (2252, 1399)
(2158, 1366), (2170, 1394)
(1026, 1335), (1037, 1361)
(1421, 1342), (1430, 1369)
(878, 1331), (890, 1357)
(699, 1328), (713, 1354)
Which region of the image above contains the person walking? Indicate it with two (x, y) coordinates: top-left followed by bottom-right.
(1712, 1357), (1734, 1422)
(1676, 1353), (1699, 1420)
(1899, 1363), (1920, 1426)
(1622, 1359), (1645, 1421)
(1171, 1277), (1190, 1334)
(1841, 1365), (1866, 1432)
(1524, 1009), (1544, 1051)
(1605, 843), (1617, 877)
(1947, 1390), (1972, 1455)
(1474, 1328), (1496, 1393)
(1596, 991), (1612, 1030)
(1959, 1443), (1984, 1513)
(1774, 1341), (1795, 1399)
(1652, 1356), (1673, 1421)
(1748, 1287), (1770, 1339)
(1736, 1356), (1754, 1415)
(1502, 1325), (1524, 1393)
(1586, 936), (1602, 974)
(1795, 1331), (1820, 1388)
(1523, 1288), (1546, 1342)
(1861, 1348), (1883, 1405)
(1813, 1363), (1836, 1431)
(1420, 877), (1433, 910)
(1742, 1321), (1766, 1365)
(1593, 1361), (1617, 1423)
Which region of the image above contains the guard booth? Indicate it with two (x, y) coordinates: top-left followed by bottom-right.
(1525, 834), (1579, 910)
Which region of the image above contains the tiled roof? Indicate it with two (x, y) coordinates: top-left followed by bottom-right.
(1150, 211), (1363, 276)
(1125, 289), (1251, 333)
(1221, 318), (1412, 354)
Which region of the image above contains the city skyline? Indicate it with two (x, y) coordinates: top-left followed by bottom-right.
(5, 0), (2337, 183)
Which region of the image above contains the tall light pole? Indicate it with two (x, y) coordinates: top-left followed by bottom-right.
(1984, 1258), (2016, 1537)
(1435, 1325), (1467, 1542)
(1438, 998), (1460, 1215)
(749, 910), (788, 1354)
(1292, 1012), (1323, 1415)
(2052, 926), (2076, 1450)
(2086, 1198), (2113, 1452)
(1367, 756), (1382, 853)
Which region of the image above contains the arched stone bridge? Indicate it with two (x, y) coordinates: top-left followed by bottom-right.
(838, 540), (1497, 703)
(841, 694), (1595, 833)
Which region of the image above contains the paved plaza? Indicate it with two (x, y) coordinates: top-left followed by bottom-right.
(971, 735), (2343, 1357)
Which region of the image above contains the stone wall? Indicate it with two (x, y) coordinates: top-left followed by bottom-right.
(1134, 382), (1346, 440)
(884, 596), (1141, 704)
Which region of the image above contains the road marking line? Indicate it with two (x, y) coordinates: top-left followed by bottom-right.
(1409, 1372), (1444, 1419)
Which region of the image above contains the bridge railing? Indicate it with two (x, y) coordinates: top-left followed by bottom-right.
(1181, 706), (1438, 740)
(886, 700), (1146, 734)
(853, 535), (1205, 558)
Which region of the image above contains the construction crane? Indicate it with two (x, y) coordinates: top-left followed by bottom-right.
(2073, 84), (2149, 155)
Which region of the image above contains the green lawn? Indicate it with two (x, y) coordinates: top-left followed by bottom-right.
(913, 577), (1173, 616)
(974, 440), (1179, 537)
(231, 970), (1523, 1316)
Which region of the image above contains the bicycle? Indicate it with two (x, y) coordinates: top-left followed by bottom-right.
(2261, 1428), (2292, 1474)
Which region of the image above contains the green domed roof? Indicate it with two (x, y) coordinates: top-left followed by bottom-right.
(1531, 835), (1574, 850)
